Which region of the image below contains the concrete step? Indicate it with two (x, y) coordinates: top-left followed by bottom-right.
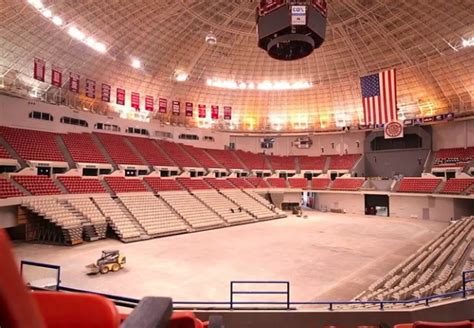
(55, 135), (76, 169)
(91, 133), (118, 171)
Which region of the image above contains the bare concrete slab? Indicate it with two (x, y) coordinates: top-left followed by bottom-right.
(13, 212), (447, 307)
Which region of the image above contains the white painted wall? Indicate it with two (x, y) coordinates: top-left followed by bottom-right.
(0, 206), (18, 228)
(389, 195), (459, 222)
(431, 120), (474, 150)
(314, 192), (365, 215)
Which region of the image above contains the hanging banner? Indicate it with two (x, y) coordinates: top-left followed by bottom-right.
(34, 58), (46, 82)
(69, 72), (80, 93)
(51, 65), (62, 87)
(116, 88), (125, 105)
(145, 95), (154, 111)
(185, 102), (193, 117)
(198, 104), (206, 118)
(131, 92), (140, 110)
(211, 105), (219, 120)
(172, 100), (180, 116)
(223, 106), (232, 120)
(384, 121), (404, 139)
(85, 79), (96, 99)
(101, 83), (111, 102)
(158, 98), (167, 113)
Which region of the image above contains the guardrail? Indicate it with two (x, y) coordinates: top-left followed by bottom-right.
(22, 260), (474, 311)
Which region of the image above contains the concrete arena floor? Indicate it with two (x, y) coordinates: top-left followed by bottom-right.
(13, 212), (447, 306)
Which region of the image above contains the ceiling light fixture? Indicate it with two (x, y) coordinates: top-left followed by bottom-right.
(174, 70), (188, 82)
(68, 26), (85, 41)
(52, 16), (63, 26)
(131, 58), (141, 69)
(205, 31), (217, 45)
(206, 78), (312, 91)
(462, 37), (474, 48)
(41, 8), (52, 18)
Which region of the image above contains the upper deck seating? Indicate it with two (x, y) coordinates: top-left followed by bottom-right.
(181, 145), (223, 169)
(0, 127), (64, 162)
(155, 140), (198, 168)
(0, 177), (23, 198)
(0, 144), (12, 159)
(327, 154), (361, 170)
(143, 177), (183, 192)
(127, 136), (174, 167)
(266, 178), (288, 188)
(310, 178), (331, 190)
(104, 177), (147, 193)
(268, 155), (296, 170)
(176, 178), (211, 190)
(13, 175), (61, 195)
(234, 150), (270, 170)
(297, 156), (326, 171)
(62, 133), (108, 164)
(288, 178), (309, 189)
(204, 178), (236, 189)
(246, 177), (270, 188)
(58, 176), (106, 194)
(433, 147), (474, 168)
(398, 178), (442, 193)
(205, 149), (246, 170)
(330, 178), (365, 191)
(94, 133), (144, 166)
(441, 178), (474, 194)
(227, 177), (254, 189)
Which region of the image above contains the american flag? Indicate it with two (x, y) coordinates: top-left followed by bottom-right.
(360, 69), (397, 125)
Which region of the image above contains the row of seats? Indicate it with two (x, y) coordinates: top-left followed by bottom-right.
(144, 177), (184, 192)
(181, 144), (223, 168)
(104, 176), (148, 193)
(246, 177), (271, 188)
(354, 217), (473, 305)
(156, 140), (198, 168)
(13, 175), (62, 195)
(119, 194), (188, 236)
(62, 133), (108, 164)
(330, 178), (365, 191)
(92, 196), (142, 240)
(177, 177), (212, 190)
(234, 150), (270, 170)
(433, 147), (474, 168)
(204, 178), (235, 189)
(0, 144), (12, 159)
(267, 155), (297, 170)
(66, 198), (107, 239)
(0, 177), (23, 198)
(126, 136), (174, 167)
(95, 132), (144, 166)
(266, 177), (288, 188)
(441, 178), (474, 194)
(298, 155), (326, 171)
(398, 178), (442, 193)
(205, 148), (245, 170)
(0, 126), (64, 162)
(59, 176), (106, 194)
(221, 189), (277, 220)
(160, 192), (225, 229)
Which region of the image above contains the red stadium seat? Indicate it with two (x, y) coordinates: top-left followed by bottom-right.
(104, 176), (148, 193)
(394, 321), (473, 328)
(144, 177), (184, 192)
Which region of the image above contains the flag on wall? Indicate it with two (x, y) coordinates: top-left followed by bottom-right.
(69, 72), (80, 93)
(145, 95), (154, 111)
(101, 83), (111, 102)
(158, 98), (167, 113)
(131, 92), (140, 110)
(172, 100), (180, 116)
(185, 102), (193, 117)
(360, 69), (397, 125)
(223, 106), (232, 120)
(85, 79), (96, 99)
(51, 65), (62, 87)
(34, 58), (46, 82)
(116, 88), (125, 105)
(198, 104), (206, 118)
(211, 105), (219, 120)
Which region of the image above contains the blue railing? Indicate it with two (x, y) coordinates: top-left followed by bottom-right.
(21, 260), (474, 311)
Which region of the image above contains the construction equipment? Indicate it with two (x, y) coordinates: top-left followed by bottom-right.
(86, 250), (126, 275)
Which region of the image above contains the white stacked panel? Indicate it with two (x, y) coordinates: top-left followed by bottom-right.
(220, 189), (276, 220)
(193, 190), (253, 224)
(119, 194), (188, 236)
(24, 199), (82, 229)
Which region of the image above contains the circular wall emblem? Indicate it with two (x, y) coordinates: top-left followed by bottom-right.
(385, 121), (403, 138)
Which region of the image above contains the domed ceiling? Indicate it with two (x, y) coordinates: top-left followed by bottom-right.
(0, 0), (473, 131)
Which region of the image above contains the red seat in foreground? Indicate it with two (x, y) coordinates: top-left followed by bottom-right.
(0, 229), (218, 328)
(394, 321), (474, 328)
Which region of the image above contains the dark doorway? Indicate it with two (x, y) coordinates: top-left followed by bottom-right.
(364, 194), (389, 217)
(37, 167), (51, 176)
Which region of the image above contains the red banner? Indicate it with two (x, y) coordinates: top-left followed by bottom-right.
(69, 72), (80, 93)
(185, 102), (193, 117)
(198, 104), (206, 118)
(158, 98), (167, 113)
(85, 79), (96, 99)
(223, 106), (232, 120)
(211, 105), (219, 120)
(145, 95), (154, 111)
(172, 100), (180, 116)
(51, 65), (62, 87)
(34, 58), (45, 82)
(116, 88), (125, 105)
(131, 92), (140, 111)
(101, 83), (111, 102)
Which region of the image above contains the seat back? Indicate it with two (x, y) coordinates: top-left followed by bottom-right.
(0, 229), (46, 328)
(414, 321), (473, 328)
